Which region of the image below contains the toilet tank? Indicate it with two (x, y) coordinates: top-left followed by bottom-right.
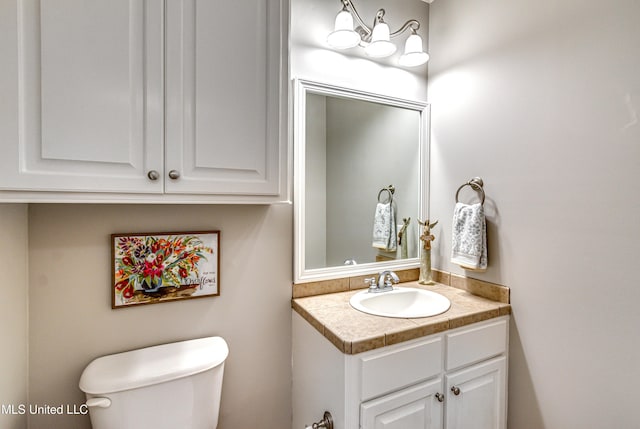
(79, 336), (228, 429)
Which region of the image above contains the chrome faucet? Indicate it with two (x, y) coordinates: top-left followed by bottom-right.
(378, 270), (400, 288)
(364, 270), (399, 293)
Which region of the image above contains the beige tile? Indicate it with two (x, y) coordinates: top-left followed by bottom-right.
(291, 300), (324, 334)
(294, 290), (353, 311)
(397, 268), (420, 282)
(499, 305), (512, 316)
(450, 274), (510, 303)
(351, 336), (386, 354)
(449, 308), (501, 329)
(387, 319), (450, 346)
(444, 291), (500, 315)
(293, 276), (511, 355)
(408, 310), (451, 329)
(441, 290), (502, 329)
(433, 269), (451, 285)
(323, 326), (347, 353)
(315, 304), (406, 342)
(349, 273), (378, 290)
(403, 281), (466, 301)
(348, 268), (420, 291)
(292, 278), (350, 298)
(405, 281), (503, 329)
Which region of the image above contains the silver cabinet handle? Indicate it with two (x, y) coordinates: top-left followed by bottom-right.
(435, 393), (444, 402)
(147, 170), (160, 181)
(168, 170), (180, 180)
(310, 411), (333, 429)
(451, 386), (461, 396)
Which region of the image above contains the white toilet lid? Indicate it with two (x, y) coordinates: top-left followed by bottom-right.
(79, 336), (228, 395)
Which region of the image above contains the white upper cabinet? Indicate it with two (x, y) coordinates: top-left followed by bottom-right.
(0, 0), (287, 202)
(164, 1), (283, 197)
(0, 0), (164, 194)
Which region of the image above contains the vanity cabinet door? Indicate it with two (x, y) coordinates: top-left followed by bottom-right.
(360, 379), (443, 429)
(164, 0), (285, 197)
(445, 356), (506, 429)
(0, 0), (164, 194)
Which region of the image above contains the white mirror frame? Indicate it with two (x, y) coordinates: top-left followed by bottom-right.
(293, 78), (430, 283)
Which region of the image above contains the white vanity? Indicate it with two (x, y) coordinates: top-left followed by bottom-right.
(291, 79), (509, 429)
(292, 281), (510, 429)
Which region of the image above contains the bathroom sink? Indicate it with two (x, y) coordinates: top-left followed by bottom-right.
(349, 287), (451, 318)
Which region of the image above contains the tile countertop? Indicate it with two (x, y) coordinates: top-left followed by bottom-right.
(292, 281), (511, 355)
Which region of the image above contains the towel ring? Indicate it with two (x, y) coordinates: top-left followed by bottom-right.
(455, 177), (485, 205)
(377, 185), (395, 204)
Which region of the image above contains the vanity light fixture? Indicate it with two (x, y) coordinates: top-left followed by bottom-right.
(327, 4), (362, 49)
(327, 0), (429, 67)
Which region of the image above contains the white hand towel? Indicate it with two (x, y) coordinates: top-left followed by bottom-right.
(451, 202), (487, 270)
(372, 202), (397, 251)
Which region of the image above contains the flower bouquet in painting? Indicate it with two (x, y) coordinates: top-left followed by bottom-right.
(112, 231), (220, 308)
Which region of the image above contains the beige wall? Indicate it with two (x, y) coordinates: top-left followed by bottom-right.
(428, 0), (640, 427)
(26, 204), (292, 429)
(0, 204), (29, 429)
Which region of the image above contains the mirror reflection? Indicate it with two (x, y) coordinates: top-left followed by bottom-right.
(300, 85), (426, 276)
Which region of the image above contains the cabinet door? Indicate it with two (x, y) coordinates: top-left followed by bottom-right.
(164, 0), (284, 196)
(361, 379), (443, 429)
(0, 0), (164, 193)
(445, 356), (506, 429)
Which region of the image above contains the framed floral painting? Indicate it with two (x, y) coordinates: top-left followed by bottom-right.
(111, 231), (220, 308)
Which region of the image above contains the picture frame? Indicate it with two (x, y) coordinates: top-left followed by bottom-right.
(111, 230), (220, 308)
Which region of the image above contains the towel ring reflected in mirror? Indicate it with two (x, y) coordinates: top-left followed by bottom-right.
(455, 177), (485, 206)
(377, 185), (395, 204)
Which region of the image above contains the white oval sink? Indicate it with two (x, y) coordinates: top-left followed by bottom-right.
(349, 287), (451, 318)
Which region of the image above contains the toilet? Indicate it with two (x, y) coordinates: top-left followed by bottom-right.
(79, 336), (228, 429)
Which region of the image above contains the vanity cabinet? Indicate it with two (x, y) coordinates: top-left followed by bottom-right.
(444, 318), (508, 429)
(292, 313), (508, 429)
(0, 0), (287, 203)
(361, 379), (443, 429)
(445, 357), (506, 429)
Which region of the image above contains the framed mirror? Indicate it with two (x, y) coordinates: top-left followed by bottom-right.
(293, 79), (430, 283)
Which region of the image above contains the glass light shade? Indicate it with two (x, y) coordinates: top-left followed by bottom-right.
(327, 10), (361, 49)
(364, 22), (396, 58)
(399, 34), (429, 67)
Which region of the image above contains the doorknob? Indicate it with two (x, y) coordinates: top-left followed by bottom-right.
(168, 170), (181, 180)
(435, 393), (444, 402)
(147, 170), (160, 181)
(451, 386), (461, 396)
